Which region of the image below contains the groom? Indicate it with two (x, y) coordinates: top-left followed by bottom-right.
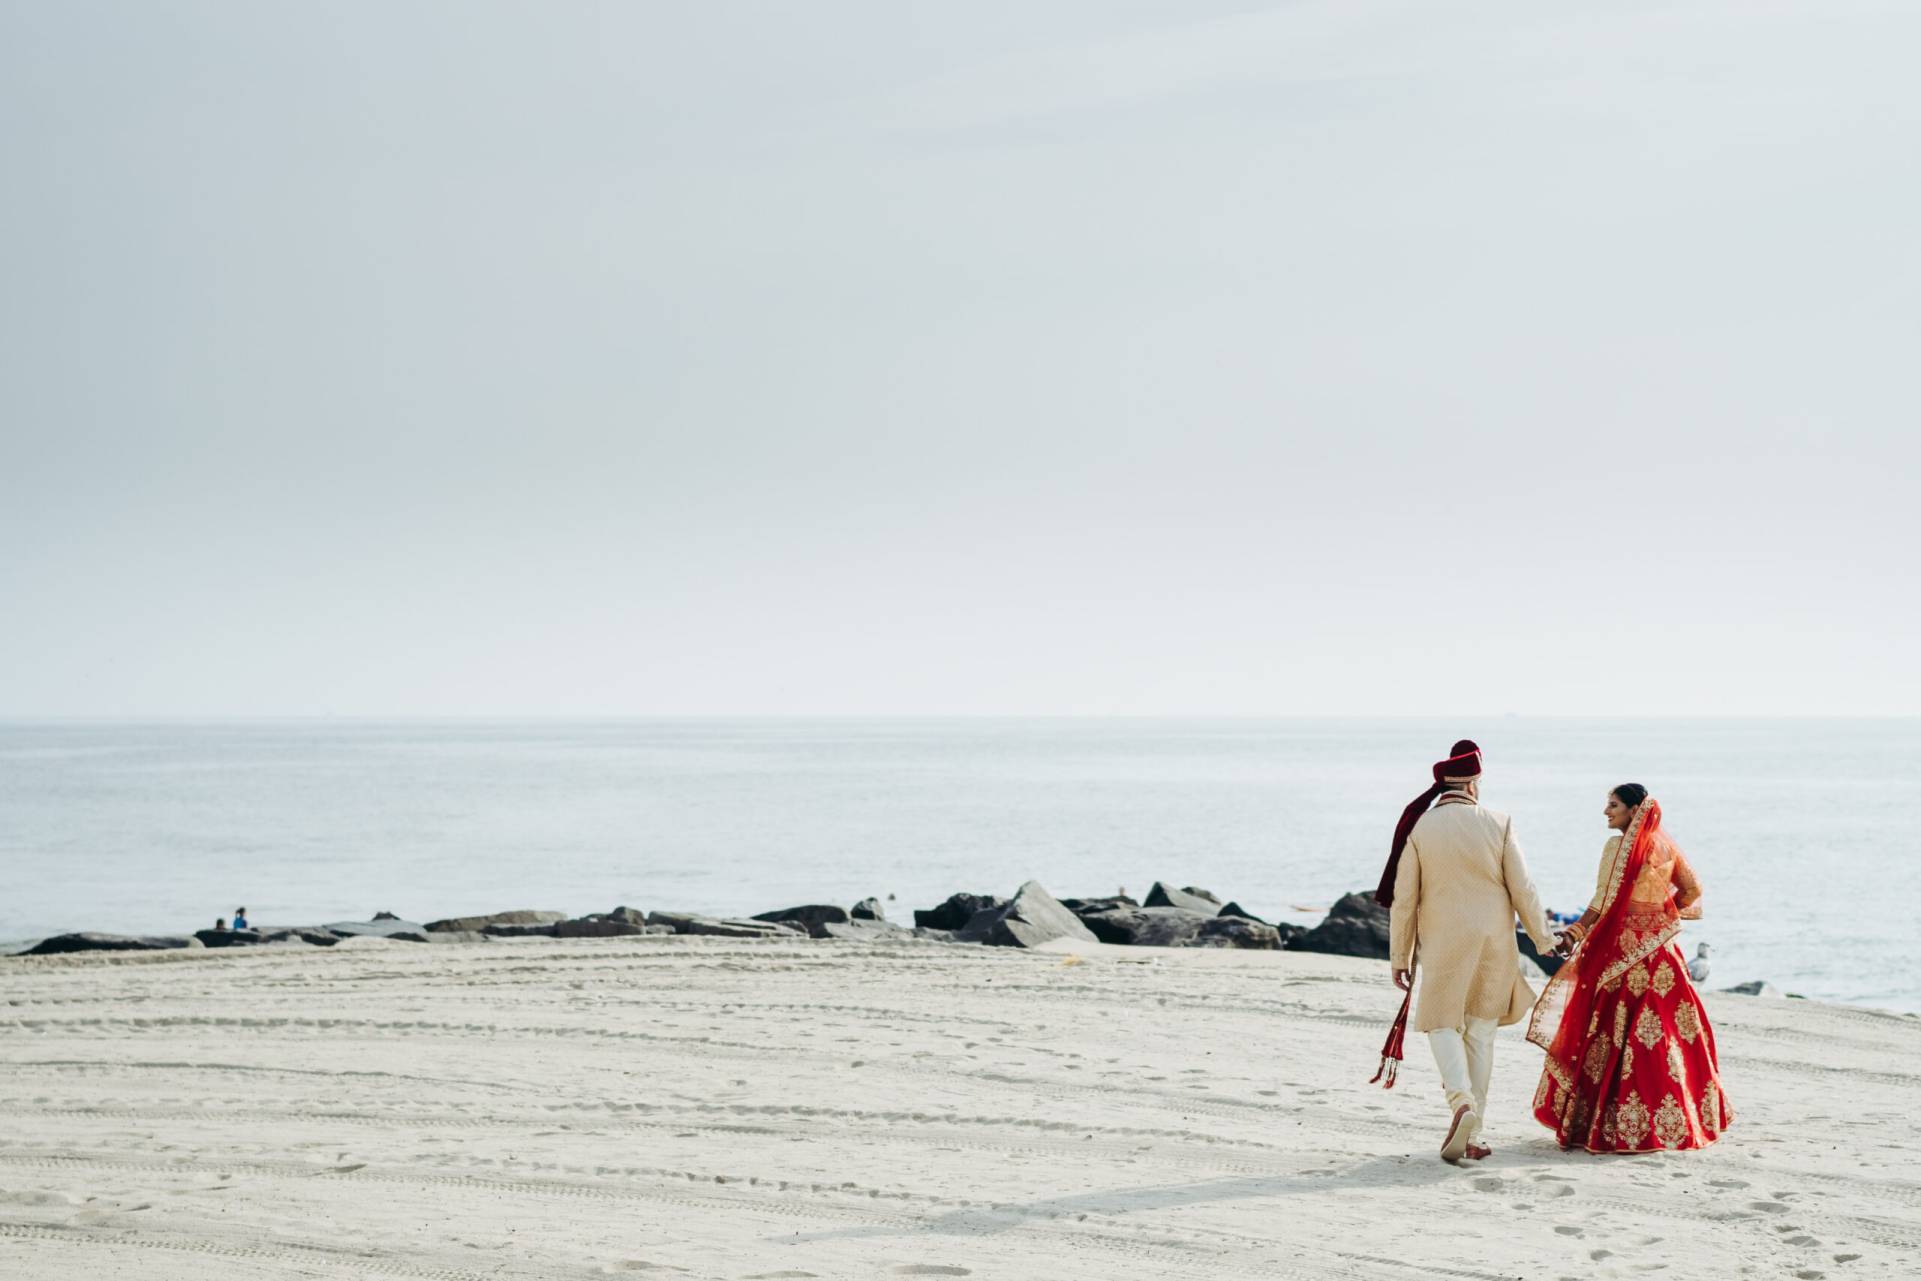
(1380, 743), (1557, 1162)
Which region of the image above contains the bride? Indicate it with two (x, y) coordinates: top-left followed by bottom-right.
(1529, 784), (1733, 1152)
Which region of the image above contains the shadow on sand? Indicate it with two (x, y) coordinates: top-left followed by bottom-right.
(783, 1139), (1575, 1243)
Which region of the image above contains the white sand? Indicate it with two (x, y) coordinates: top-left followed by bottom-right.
(2, 935), (1915, 1280)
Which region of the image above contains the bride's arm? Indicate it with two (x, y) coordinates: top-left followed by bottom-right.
(1563, 836), (1623, 946)
(1671, 852), (1704, 919)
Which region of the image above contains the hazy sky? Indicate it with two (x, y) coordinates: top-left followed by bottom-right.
(3, 1), (1916, 716)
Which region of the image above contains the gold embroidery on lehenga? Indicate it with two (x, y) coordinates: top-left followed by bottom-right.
(1534, 1074), (1551, 1110)
(1703, 1081), (1722, 1132)
(1626, 964), (1651, 997)
(1584, 1035), (1610, 1084)
(1599, 1102), (1618, 1146)
(1652, 1093), (1689, 1148)
(1674, 1002), (1701, 1044)
(1619, 1034), (1634, 1078)
(1667, 1041), (1688, 1088)
(1635, 1006), (1666, 1051)
(1615, 1091), (1652, 1148)
(1651, 959), (1677, 997)
(1613, 1002), (1628, 1047)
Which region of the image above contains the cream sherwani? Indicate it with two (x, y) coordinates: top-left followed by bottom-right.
(1389, 798), (1558, 1033)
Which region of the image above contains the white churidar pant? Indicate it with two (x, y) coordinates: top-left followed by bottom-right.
(1427, 1016), (1498, 1137)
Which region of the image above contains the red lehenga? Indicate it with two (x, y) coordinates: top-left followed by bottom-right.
(1528, 799), (1732, 1152)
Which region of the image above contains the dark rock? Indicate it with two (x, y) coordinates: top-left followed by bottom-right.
(1188, 916), (1284, 950)
(752, 904), (851, 938)
(194, 929), (265, 948)
(1516, 929), (1563, 977)
(1272, 921), (1307, 948)
(911, 926), (959, 943)
(256, 927), (345, 947)
(554, 918), (650, 938)
(1290, 890), (1391, 959)
(1722, 980), (1783, 998)
(324, 919), (431, 943)
(957, 881), (1098, 949)
(425, 910), (567, 934)
(372, 911), (400, 921)
(1143, 882), (1221, 916)
(1061, 895), (1139, 915)
(596, 906), (648, 926)
(1079, 905), (1211, 947)
(850, 897), (886, 921)
(914, 893), (1006, 931)
(422, 929), (489, 944)
(1181, 886), (1223, 905)
(481, 922), (557, 938)
(1217, 901), (1268, 924)
(20, 932), (199, 955)
(646, 911), (798, 939)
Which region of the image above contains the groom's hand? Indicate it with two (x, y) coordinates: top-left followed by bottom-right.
(1392, 968), (1412, 992)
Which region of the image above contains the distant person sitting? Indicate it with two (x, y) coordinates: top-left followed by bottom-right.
(215, 917), (228, 931)
(232, 908), (249, 930)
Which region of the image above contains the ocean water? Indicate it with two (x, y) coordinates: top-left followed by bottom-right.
(2, 718), (1915, 1013)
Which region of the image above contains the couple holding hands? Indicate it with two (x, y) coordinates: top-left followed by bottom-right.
(1376, 741), (1731, 1161)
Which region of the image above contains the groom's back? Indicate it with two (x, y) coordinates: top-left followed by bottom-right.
(1411, 802), (1511, 884)
(1392, 795), (1553, 1034)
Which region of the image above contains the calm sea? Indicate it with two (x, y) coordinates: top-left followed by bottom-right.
(2, 718), (1914, 1012)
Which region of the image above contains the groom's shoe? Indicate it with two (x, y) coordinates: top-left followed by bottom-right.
(1440, 1104), (1476, 1162)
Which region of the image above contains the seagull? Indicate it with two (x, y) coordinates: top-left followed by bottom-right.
(1687, 942), (1712, 983)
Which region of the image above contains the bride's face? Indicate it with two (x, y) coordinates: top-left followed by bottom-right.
(1604, 793), (1632, 830)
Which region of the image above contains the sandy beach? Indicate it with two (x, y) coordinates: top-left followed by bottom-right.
(2, 935), (1915, 1280)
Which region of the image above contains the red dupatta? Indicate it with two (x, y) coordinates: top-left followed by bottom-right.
(1527, 799), (1682, 1066)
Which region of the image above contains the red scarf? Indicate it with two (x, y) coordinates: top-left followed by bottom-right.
(1369, 791), (1479, 1085)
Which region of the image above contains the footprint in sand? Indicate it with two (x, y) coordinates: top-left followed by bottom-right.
(1589, 1249), (1612, 1261)
(1554, 1226), (1583, 1237)
(741, 1273), (819, 1279)
(1750, 1202), (1791, 1214)
(1473, 1178), (1505, 1193)
(891, 1269), (971, 1277)
(1708, 1179), (1749, 1189)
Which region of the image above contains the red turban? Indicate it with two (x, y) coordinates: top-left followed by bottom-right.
(1434, 745), (1482, 784)
(1375, 739), (1480, 907)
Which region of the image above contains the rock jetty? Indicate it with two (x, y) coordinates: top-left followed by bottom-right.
(13, 881), (1555, 965)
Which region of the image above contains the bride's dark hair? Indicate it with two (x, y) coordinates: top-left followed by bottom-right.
(1612, 783), (1649, 807)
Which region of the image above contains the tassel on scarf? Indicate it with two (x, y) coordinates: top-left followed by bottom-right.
(1371, 983), (1413, 1088)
